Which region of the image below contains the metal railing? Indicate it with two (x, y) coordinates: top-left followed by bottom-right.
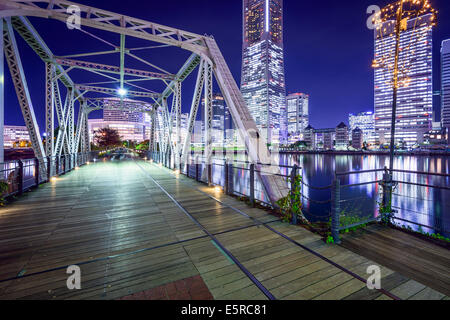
(332, 167), (450, 244)
(148, 151), (333, 224)
(148, 152), (450, 244)
(0, 152), (93, 200)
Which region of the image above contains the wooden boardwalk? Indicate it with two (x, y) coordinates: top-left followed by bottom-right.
(0, 160), (448, 300)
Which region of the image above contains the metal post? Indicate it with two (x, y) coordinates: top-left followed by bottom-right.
(388, 5), (404, 172)
(250, 163), (255, 207)
(186, 161), (190, 178)
(291, 165), (298, 225)
(331, 177), (341, 244)
(381, 166), (393, 222)
(224, 160), (229, 195)
(47, 156), (51, 181)
(207, 163), (212, 186)
(34, 157), (39, 186)
(56, 156), (59, 176)
(64, 155), (67, 174)
(17, 160), (23, 196)
(196, 157), (200, 182)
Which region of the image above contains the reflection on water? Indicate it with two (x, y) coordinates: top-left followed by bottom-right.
(208, 153), (450, 237)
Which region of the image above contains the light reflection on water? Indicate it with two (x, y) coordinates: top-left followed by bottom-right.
(206, 153), (450, 237)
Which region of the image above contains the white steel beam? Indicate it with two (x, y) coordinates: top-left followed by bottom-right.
(204, 37), (289, 204)
(54, 58), (175, 80)
(203, 61), (213, 184)
(3, 19), (46, 165)
(181, 59), (205, 163)
(75, 85), (161, 99)
(45, 62), (55, 157)
(174, 81), (182, 169)
(0, 0), (209, 58)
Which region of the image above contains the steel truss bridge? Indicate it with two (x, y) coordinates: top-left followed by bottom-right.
(0, 0), (288, 204)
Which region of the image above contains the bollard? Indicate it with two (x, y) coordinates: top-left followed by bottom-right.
(207, 164), (212, 187)
(17, 160), (24, 195)
(186, 161), (190, 178)
(224, 161), (229, 195)
(34, 158), (40, 187)
(250, 163), (255, 207)
(291, 165), (298, 225)
(56, 156), (60, 176)
(382, 167), (392, 210)
(331, 177), (341, 244)
(195, 158), (200, 182)
(47, 156), (52, 181)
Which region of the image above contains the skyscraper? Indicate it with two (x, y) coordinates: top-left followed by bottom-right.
(202, 93), (231, 144)
(374, 14), (434, 146)
(241, 0), (287, 144)
(442, 39), (450, 143)
(286, 93), (309, 143)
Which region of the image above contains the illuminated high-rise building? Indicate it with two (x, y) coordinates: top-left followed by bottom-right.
(202, 93), (232, 144)
(241, 0), (287, 144)
(286, 93), (309, 143)
(349, 111), (375, 144)
(442, 39), (450, 143)
(374, 14), (434, 146)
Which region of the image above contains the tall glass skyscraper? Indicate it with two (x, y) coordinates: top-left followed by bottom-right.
(374, 14), (434, 146)
(241, 0), (287, 144)
(442, 39), (450, 143)
(286, 93), (309, 143)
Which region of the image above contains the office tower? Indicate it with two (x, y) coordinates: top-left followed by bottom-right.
(352, 127), (363, 150)
(102, 98), (147, 124)
(3, 125), (30, 148)
(335, 122), (349, 149)
(374, 14), (434, 146)
(89, 98), (152, 143)
(202, 93), (231, 144)
(442, 39), (450, 143)
(287, 93), (309, 141)
(348, 111), (375, 144)
(241, 0), (287, 144)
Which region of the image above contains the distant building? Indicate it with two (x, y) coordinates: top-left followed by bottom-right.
(4, 125), (30, 148)
(171, 113), (189, 148)
(202, 93), (232, 144)
(352, 127), (363, 150)
(442, 39), (450, 144)
(241, 0), (287, 144)
(88, 98), (154, 143)
(314, 128), (335, 151)
(89, 119), (147, 143)
(304, 125), (315, 150)
(287, 93), (309, 144)
(335, 122), (349, 149)
(374, 14), (434, 146)
(349, 111), (375, 144)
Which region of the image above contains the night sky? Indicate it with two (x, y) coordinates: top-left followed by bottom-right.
(3, 0), (450, 131)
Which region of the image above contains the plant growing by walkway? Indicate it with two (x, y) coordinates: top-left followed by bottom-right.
(276, 174), (306, 223)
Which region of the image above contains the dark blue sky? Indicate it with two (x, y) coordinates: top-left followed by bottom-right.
(4, 0), (450, 130)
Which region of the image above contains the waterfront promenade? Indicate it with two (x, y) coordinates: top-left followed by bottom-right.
(0, 160), (448, 300)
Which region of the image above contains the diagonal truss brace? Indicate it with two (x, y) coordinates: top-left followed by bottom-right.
(3, 18), (46, 170)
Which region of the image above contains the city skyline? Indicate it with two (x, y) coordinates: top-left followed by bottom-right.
(2, 0), (450, 133)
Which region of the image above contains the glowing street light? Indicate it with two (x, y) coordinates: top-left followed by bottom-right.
(117, 87), (127, 97)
